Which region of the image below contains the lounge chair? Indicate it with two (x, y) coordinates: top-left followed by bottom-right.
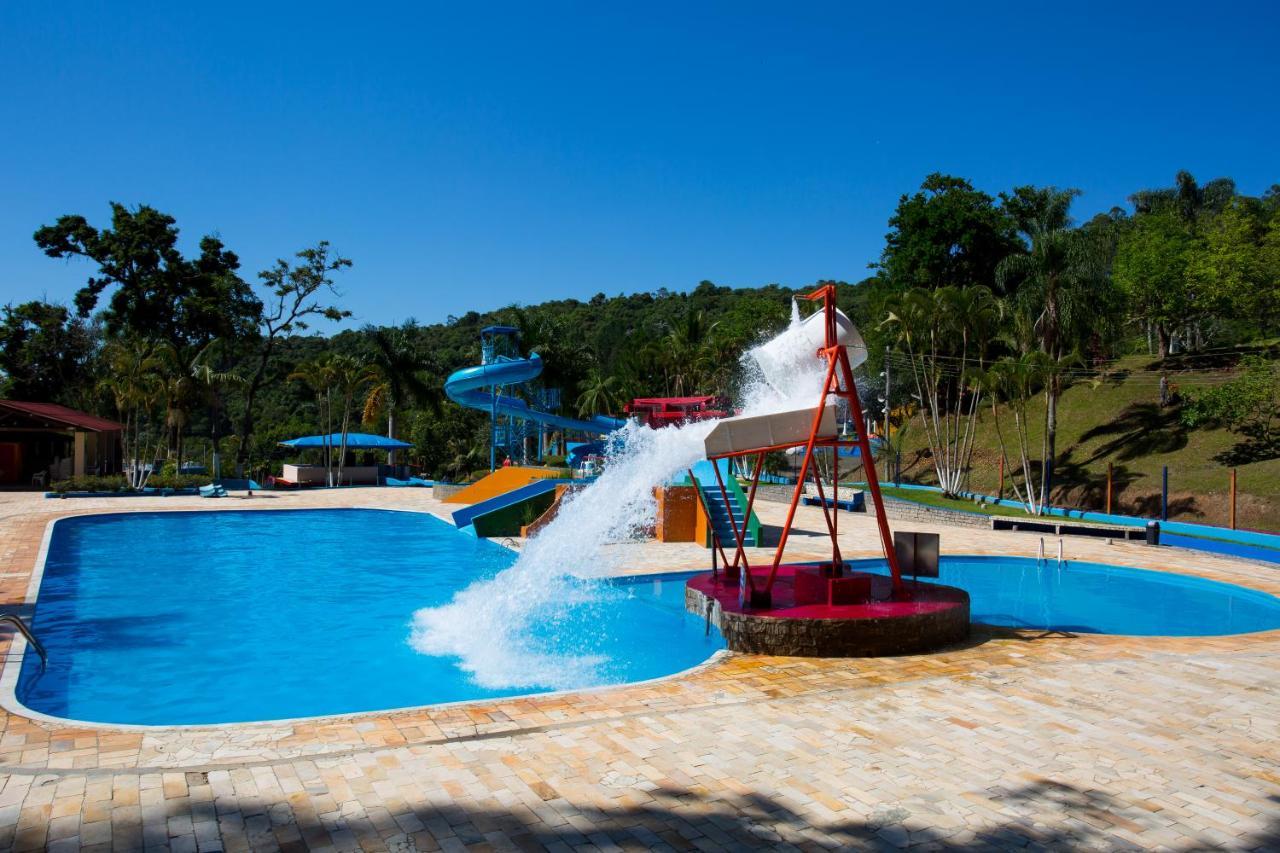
(199, 484), (228, 498)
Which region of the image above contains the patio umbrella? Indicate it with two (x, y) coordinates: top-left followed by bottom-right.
(279, 433), (413, 450)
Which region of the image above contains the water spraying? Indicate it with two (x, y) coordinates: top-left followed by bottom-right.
(410, 300), (832, 689)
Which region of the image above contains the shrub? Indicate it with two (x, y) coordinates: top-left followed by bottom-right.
(50, 475), (129, 493)
(144, 473), (210, 490)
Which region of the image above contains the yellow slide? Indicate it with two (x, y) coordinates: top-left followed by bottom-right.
(442, 466), (564, 504)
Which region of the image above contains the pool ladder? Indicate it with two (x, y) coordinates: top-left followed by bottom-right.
(1037, 538), (1064, 570)
(0, 614), (46, 665)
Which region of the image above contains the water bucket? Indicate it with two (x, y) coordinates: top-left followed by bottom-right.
(750, 307), (868, 393)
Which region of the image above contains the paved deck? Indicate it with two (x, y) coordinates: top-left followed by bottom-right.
(0, 488), (1276, 851)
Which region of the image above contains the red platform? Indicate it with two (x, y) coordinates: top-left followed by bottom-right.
(686, 565), (970, 657)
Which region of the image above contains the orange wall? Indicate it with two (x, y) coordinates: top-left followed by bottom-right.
(654, 485), (699, 542)
(443, 466), (563, 504)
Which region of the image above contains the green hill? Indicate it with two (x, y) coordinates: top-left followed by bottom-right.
(889, 348), (1280, 533)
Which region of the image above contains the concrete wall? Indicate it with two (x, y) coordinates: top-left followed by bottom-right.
(432, 482), (468, 500)
(756, 483), (991, 529)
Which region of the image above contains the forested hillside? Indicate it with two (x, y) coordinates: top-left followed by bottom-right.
(3, 171), (1276, 518)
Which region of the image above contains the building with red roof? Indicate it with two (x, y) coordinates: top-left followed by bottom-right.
(0, 400), (122, 486)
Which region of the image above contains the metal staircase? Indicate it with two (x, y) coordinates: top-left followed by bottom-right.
(702, 486), (756, 547)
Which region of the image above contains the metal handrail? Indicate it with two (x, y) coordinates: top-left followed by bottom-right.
(0, 614), (47, 665)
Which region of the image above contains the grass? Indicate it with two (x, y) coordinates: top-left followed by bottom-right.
(885, 349), (1280, 532)
(875, 485), (1037, 519)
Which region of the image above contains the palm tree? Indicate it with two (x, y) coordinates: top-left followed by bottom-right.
(664, 309), (718, 396)
(997, 187), (1113, 508)
(156, 344), (195, 470)
(288, 357), (339, 485)
(362, 324), (436, 467)
(99, 339), (164, 488)
(882, 286), (999, 496)
(980, 352), (1055, 514)
(576, 370), (621, 418)
(328, 354), (378, 486)
(190, 341), (245, 480)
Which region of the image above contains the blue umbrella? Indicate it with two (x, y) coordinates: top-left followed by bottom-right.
(279, 433), (413, 450)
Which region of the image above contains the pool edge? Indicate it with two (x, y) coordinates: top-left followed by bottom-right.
(0, 510), (729, 731)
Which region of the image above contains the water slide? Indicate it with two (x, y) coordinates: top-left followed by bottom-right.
(444, 353), (626, 436)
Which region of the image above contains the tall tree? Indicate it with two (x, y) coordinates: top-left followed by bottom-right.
(882, 285), (1000, 496)
(235, 242), (352, 474)
(362, 324), (436, 465)
(875, 173), (1022, 293)
(1187, 198), (1273, 322)
(190, 342), (245, 480)
(0, 301), (99, 405)
(328, 355), (377, 486)
(33, 203), (260, 355)
(1112, 211), (1194, 357)
(997, 186), (1116, 507)
(288, 357), (339, 485)
(98, 339), (165, 489)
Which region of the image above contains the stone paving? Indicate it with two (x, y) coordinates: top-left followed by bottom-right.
(0, 488), (1276, 851)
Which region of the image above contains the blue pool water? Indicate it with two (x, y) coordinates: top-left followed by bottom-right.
(18, 510), (723, 726)
(848, 555), (1280, 636)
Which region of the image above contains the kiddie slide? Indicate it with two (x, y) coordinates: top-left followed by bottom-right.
(444, 352), (625, 435)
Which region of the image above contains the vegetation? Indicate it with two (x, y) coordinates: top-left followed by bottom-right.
(2, 169), (1276, 529)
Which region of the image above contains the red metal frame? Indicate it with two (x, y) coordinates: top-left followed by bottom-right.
(705, 284), (905, 605)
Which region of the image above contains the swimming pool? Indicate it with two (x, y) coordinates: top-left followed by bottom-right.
(15, 509), (723, 726)
(848, 555), (1280, 636)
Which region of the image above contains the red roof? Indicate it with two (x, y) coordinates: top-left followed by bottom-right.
(0, 400), (123, 432)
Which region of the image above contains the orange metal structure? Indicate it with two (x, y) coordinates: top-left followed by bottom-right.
(704, 284), (904, 606)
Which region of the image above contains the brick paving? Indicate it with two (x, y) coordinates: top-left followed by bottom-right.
(0, 489), (1276, 850)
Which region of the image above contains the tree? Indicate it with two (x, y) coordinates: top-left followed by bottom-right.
(1181, 355), (1279, 462)
(288, 358), (339, 485)
(997, 186), (1117, 508)
(980, 352), (1056, 514)
(98, 339), (165, 489)
(0, 301), (98, 405)
(328, 355), (378, 486)
(1129, 170), (1235, 222)
(1113, 211), (1194, 357)
(1187, 199), (1272, 321)
(875, 174), (1022, 293)
(882, 286), (1000, 496)
(576, 370), (622, 418)
(156, 344), (196, 467)
(190, 342), (245, 480)
(235, 242), (352, 474)
(362, 324), (436, 465)
(33, 203), (260, 354)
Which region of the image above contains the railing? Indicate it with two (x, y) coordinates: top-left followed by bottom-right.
(0, 614), (46, 665)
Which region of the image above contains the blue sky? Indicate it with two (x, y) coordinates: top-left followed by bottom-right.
(2, 2), (1277, 328)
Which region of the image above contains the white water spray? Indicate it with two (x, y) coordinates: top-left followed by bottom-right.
(410, 301), (831, 689)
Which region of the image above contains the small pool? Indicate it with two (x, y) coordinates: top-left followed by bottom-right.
(848, 555), (1280, 636)
(15, 510), (723, 726)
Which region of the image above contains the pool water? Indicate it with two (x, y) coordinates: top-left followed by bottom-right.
(17, 510), (723, 726)
(849, 555), (1280, 636)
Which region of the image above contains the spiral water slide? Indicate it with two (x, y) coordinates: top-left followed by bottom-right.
(443, 353), (626, 436)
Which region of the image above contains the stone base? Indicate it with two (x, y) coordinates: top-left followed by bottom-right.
(686, 566), (970, 657)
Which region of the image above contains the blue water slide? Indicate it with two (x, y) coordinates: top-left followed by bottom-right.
(444, 353), (626, 435)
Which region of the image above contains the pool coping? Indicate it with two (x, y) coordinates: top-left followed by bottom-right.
(0, 511), (732, 732)
(1, 501), (1278, 744)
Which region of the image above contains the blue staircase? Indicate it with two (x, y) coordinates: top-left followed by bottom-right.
(703, 486), (755, 547)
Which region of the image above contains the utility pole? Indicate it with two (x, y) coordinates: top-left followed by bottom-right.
(883, 348), (891, 446)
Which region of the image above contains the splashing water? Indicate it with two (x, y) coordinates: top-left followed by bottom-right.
(410, 301), (831, 689)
